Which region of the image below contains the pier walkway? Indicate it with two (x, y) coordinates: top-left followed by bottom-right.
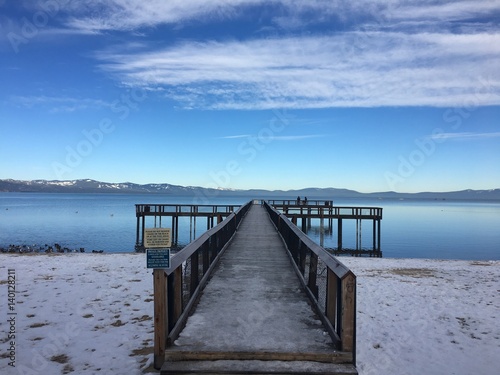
(159, 203), (357, 374)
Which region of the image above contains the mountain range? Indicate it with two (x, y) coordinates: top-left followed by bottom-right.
(1, 179), (499, 200)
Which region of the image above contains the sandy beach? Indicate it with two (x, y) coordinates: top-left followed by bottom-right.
(1, 253), (498, 375)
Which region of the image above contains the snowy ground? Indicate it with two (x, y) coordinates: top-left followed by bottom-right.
(341, 257), (499, 375)
(0, 253), (498, 375)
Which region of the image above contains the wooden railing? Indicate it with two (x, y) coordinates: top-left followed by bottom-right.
(264, 201), (357, 362)
(267, 199), (334, 206)
(135, 203), (242, 250)
(152, 200), (252, 369)
(136, 203), (240, 216)
(269, 202), (382, 219)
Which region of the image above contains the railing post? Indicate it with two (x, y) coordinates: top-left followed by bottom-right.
(190, 251), (199, 295)
(299, 242), (307, 275)
(340, 272), (356, 353)
(202, 242), (210, 274)
(307, 252), (319, 299)
(136, 212), (140, 249)
(167, 267), (183, 333)
(326, 268), (338, 332)
(337, 218), (343, 251)
(153, 269), (168, 370)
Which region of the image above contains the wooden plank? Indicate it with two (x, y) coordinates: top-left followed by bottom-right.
(282, 237), (342, 349)
(308, 252), (319, 299)
(173, 267), (183, 324)
(299, 243), (306, 275)
(153, 269), (168, 370)
(167, 268), (182, 332)
(264, 203), (353, 279)
(340, 273), (356, 353)
(166, 229), (239, 345)
(161, 360), (358, 374)
(190, 251), (199, 296)
(326, 268), (338, 331)
(337, 219), (342, 251)
(202, 242), (209, 274)
(164, 350), (353, 364)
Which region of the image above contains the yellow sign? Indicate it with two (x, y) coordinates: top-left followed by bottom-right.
(144, 228), (171, 248)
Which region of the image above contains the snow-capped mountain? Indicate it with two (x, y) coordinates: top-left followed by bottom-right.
(0, 179), (499, 200)
(0, 179), (210, 194)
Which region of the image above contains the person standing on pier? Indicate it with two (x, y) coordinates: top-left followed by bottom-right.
(297, 196), (301, 205)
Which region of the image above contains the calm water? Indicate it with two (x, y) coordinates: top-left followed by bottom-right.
(0, 193), (499, 260)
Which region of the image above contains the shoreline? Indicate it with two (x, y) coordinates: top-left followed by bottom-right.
(2, 246), (499, 262)
(0, 243), (104, 254)
(0, 254), (498, 375)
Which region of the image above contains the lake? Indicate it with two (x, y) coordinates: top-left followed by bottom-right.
(0, 193), (499, 260)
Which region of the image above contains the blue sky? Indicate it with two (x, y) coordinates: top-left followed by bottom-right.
(0, 0), (499, 193)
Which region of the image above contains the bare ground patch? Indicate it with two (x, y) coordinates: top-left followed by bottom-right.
(470, 261), (494, 266)
(132, 315), (152, 323)
(388, 268), (438, 278)
(111, 319), (127, 327)
(36, 274), (54, 281)
(130, 346), (154, 356)
(50, 354), (74, 374)
(51, 354), (70, 364)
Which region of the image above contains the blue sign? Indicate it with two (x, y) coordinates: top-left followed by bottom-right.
(146, 249), (170, 269)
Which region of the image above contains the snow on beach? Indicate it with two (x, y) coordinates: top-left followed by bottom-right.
(341, 257), (499, 375)
(0, 253), (498, 375)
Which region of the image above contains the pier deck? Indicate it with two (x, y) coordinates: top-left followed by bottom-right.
(161, 204), (356, 374)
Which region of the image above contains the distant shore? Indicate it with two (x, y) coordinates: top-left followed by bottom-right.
(0, 243), (104, 254)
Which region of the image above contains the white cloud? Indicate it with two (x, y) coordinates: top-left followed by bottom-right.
(219, 134), (325, 141)
(9, 95), (112, 113)
(15, 0), (498, 109)
(270, 135), (327, 141)
(389, 0), (500, 22)
(63, 0), (268, 32)
(56, 0), (500, 34)
(431, 132), (500, 141)
(96, 31), (500, 109)
(218, 134), (251, 139)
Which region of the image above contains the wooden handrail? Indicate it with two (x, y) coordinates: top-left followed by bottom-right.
(136, 203), (240, 216)
(152, 200), (252, 369)
(269, 203), (382, 219)
(264, 201), (357, 361)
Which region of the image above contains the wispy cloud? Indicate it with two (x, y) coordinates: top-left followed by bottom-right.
(9, 95), (112, 113)
(17, 0), (500, 110)
(218, 134), (326, 141)
(96, 31), (500, 109)
(217, 135), (251, 139)
(271, 135), (327, 141)
(55, 0), (500, 34)
(63, 0), (266, 33)
(431, 132), (500, 141)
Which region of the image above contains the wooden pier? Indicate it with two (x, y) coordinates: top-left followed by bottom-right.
(135, 203), (241, 251)
(136, 200), (383, 257)
(150, 201), (359, 374)
(268, 200), (383, 257)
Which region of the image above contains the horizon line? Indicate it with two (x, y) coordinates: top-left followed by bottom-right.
(1, 178), (499, 195)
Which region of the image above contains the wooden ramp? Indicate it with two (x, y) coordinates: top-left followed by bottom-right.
(161, 204), (357, 374)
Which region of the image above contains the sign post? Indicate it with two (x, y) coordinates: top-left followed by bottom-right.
(145, 228), (171, 370)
